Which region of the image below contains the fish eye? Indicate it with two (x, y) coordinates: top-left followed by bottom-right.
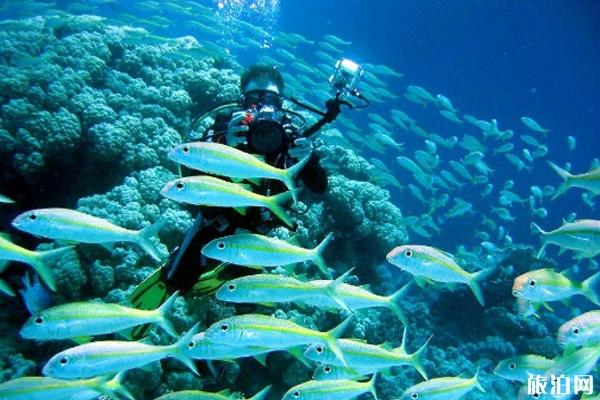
(182, 146), (189, 153)
(175, 181), (184, 190)
(228, 284), (235, 291)
(411, 393), (418, 399)
(34, 316), (44, 324)
(188, 341), (195, 349)
(404, 249), (413, 257)
(532, 394), (539, 399)
(217, 241), (225, 250)
(292, 391), (300, 398)
(316, 346), (323, 353)
(29, 213), (37, 221)
(59, 357), (68, 365)
(509, 363), (516, 369)
(528, 279), (536, 287)
(572, 327), (580, 335)
(220, 324), (229, 332)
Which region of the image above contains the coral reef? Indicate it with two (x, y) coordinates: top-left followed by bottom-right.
(0, 15), (239, 205)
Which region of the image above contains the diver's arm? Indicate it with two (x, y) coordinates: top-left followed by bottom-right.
(202, 111), (233, 143)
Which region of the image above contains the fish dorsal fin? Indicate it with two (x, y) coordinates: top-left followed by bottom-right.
(559, 269), (573, 279)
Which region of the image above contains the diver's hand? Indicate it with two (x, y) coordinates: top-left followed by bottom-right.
(226, 111), (249, 147)
(289, 137), (313, 159)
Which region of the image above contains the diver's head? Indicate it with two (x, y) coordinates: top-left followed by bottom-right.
(240, 63), (284, 109)
(239, 64), (288, 154)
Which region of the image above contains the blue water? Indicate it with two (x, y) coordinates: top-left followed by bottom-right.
(277, 0), (600, 250)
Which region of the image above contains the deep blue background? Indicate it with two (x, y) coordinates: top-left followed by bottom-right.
(278, 0), (600, 251)
(280, 0), (599, 162)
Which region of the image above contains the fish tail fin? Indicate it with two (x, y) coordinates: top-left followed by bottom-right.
(530, 222), (548, 258)
(313, 232), (334, 276)
(325, 317), (352, 367)
(467, 279), (486, 307)
(266, 190), (295, 227)
(547, 161), (572, 200)
(326, 267), (354, 312)
(472, 267), (495, 283)
(0, 261), (15, 296)
(95, 372), (135, 400)
(175, 323), (201, 375)
(368, 372), (379, 400)
(474, 366), (485, 392)
(0, 277), (15, 297)
(31, 245), (77, 291)
(325, 337), (348, 368)
(468, 267), (494, 306)
(385, 282), (412, 325)
(155, 290), (179, 337)
(136, 219), (167, 261)
(403, 334), (432, 380)
(249, 385), (272, 400)
(284, 153), (312, 201)
(582, 272), (600, 306)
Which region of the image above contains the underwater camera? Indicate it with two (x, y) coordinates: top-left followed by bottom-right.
(329, 58), (364, 94)
(241, 91), (287, 154)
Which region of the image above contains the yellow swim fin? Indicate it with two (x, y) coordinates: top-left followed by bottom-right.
(125, 266), (168, 340)
(192, 263), (262, 297)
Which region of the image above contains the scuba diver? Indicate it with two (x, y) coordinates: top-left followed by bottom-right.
(128, 60), (368, 337)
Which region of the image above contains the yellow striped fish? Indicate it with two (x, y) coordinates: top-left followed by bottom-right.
(161, 176), (294, 227)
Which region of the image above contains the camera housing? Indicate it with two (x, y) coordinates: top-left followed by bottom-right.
(242, 105), (287, 154)
(329, 58), (363, 93)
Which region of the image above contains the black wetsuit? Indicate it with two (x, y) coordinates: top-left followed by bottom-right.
(162, 111), (328, 295)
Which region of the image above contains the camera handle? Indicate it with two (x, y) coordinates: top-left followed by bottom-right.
(295, 93), (354, 139)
